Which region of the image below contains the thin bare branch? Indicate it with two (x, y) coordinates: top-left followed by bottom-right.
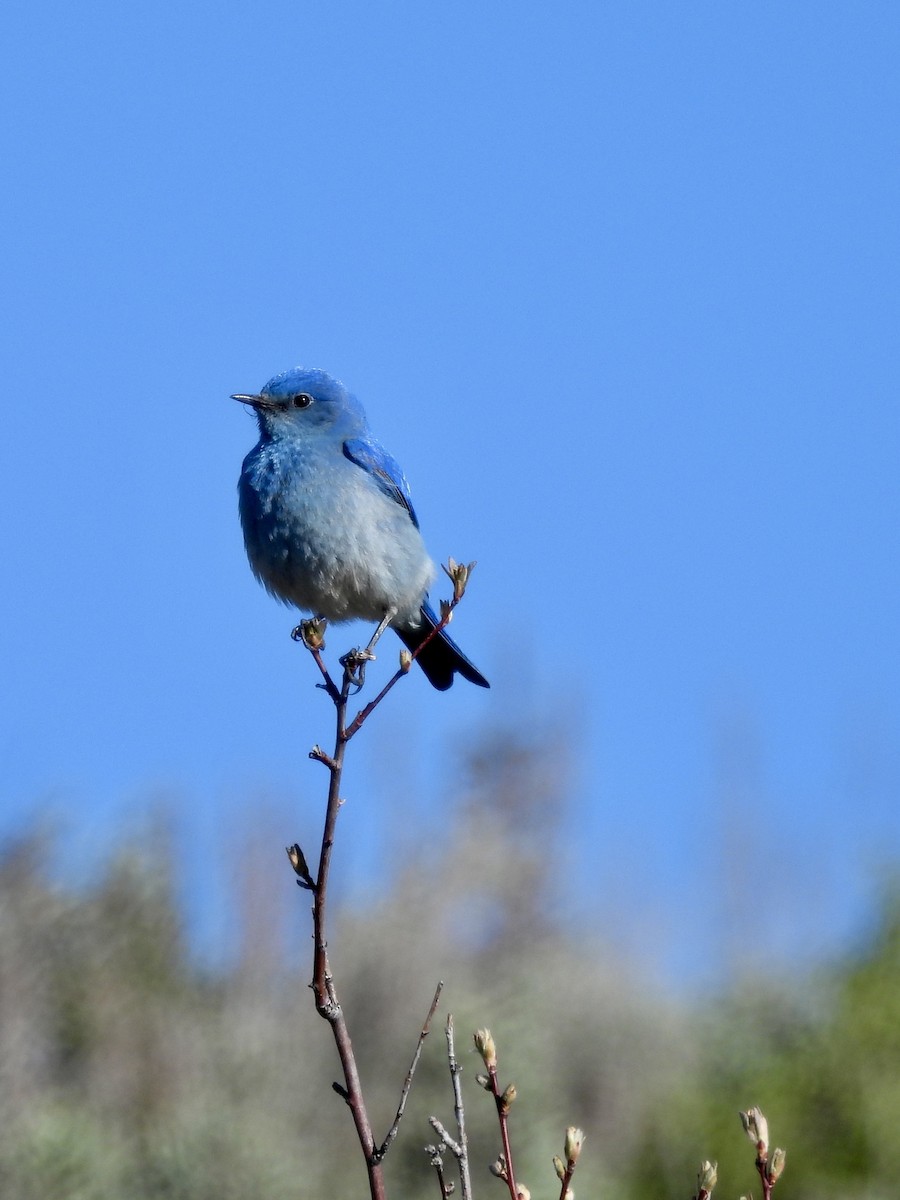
(291, 576), (478, 1199)
(376, 981), (444, 1162)
(488, 1063), (519, 1200)
(429, 1116), (463, 1159)
(305, 659), (385, 1200)
(445, 1015), (473, 1200)
(425, 1143), (455, 1200)
(344, 594), (463, 740)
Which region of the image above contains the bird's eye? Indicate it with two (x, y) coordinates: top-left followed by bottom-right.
(291, 393), (313, 409)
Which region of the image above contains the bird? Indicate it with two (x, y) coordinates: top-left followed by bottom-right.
(233, 367), (489, 691)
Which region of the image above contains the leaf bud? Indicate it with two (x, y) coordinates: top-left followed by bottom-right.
(473, 1028), (497, 1069)
(286, 843), (308, 876)
(696, 1159), (717, 1197)
(739, 1106), (769, 1155)
(767, 1147), (787, 1183)
(489, 1156), (507, 1180)
(285, 844), (314, 888)
(443, 557), (477, 601)
(298, 616), (327, 650)
(564, 1127), (585, 1167)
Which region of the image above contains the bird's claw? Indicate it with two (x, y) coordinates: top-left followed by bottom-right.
(292, 617), (328, 651)
(340, 647), (376, 693)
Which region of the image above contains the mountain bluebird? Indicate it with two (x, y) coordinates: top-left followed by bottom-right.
(233, 367), (489, 690)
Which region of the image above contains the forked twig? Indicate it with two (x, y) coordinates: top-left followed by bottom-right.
(376, 981), (444, 1162)
(288, 565), (477, 1200)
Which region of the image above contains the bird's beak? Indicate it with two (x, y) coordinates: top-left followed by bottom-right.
(231, 392), (274, 410)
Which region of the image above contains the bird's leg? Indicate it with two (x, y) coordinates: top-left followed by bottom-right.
(365, 607), (397, 655)
(339, 608), (396, 693)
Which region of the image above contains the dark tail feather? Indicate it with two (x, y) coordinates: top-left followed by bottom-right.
(396, 603), (490, 691)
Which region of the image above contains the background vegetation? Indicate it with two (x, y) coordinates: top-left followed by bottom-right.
(1, 724), (897, 1199)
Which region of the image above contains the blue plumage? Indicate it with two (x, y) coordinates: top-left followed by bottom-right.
(233, 367), (488, 690)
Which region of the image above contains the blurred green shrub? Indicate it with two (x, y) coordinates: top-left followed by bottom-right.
(0, 733), (897, 1198)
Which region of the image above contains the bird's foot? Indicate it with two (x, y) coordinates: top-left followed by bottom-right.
(292, 617), (328, 651)
(340, 647), (376, 693)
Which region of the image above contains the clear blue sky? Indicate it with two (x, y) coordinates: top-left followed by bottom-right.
(2, 2), (899, 985)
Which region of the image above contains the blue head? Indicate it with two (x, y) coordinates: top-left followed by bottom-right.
(232, 367), (368, 441)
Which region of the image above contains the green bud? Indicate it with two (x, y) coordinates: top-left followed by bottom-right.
(768, 1147), (787, 1183)
(739, 1106), (769, 1154)
(564, 1127), (585, 1167)
(442, 557), (477, 601)
(286, 844), (308, 876)
(473, 1028), (497, 1069)
(697, 1159), (717, 1196)
(285, 844), (315, 889)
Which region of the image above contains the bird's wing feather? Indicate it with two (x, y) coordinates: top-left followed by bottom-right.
(343, 437), (421, 529)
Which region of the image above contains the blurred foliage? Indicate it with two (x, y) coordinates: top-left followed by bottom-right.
(1, 729), (898, 1198)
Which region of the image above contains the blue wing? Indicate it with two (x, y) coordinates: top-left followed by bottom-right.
(343, 437), (421, 529)
(344, 437), (490, 690)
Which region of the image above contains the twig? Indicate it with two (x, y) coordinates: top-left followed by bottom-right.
(554, 1128), (585, 1200)
(429, 1116), (463, 1158)
(426, 1142), (454, 1200)
(344, 598), (462, 740)
(291, 622), (341, 703)
(376, 981), (444, 1162)
(445, 1016), (473, 1200)
(307, 661), (386, 1200)
(290, 566), (477, 1200)
(557, 1163), (575, 1200)
(739, 1107), (785, 1200)
(756, 1157), (774, 1200)
(487, 1063), (520, 1200)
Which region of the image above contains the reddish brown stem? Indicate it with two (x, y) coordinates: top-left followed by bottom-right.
(488, 1064), (519, 1200)
(344, 600), (460, 740)
(298, 584), (472, 1199)
(310, 646), (342, 702)
(310, 673), (385, 1200)
(756, 1157), (774, 1200)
